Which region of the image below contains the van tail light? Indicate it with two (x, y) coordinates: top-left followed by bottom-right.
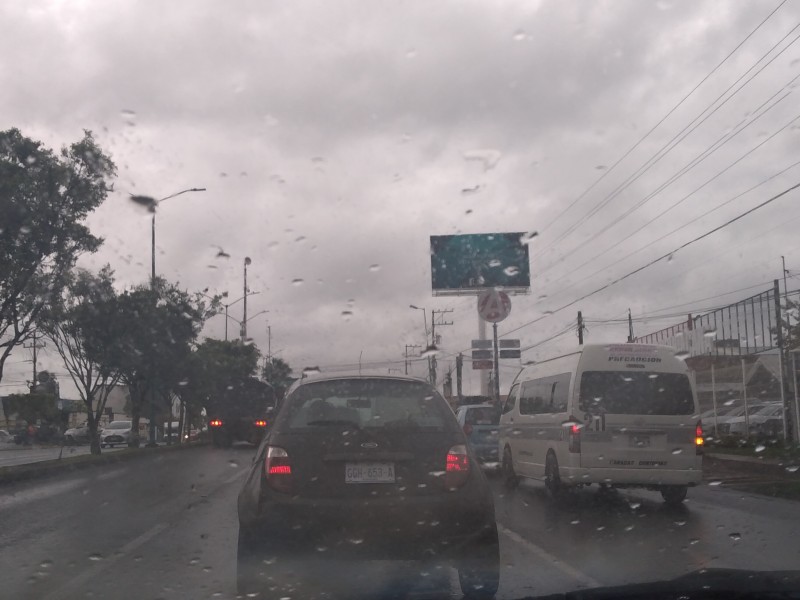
(254, 420), (268, 428)
(696, 421), (704, 454)
(568, 424), (581, 454)
(264, 446), (293, 493)
(463, 423), (473, 436)
(209, 419), (223, 428)
(445, 444), (470, 490)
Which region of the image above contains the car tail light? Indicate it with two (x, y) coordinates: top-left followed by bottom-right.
(445, 444), (470, 490)
(254, 420), (267, 427)
(568, 424), (581, 454)
(463, 423), (473, 436)
(696, 421), (704, 454)
(209, 419), (223, 428)
(264, 446), (292, 493)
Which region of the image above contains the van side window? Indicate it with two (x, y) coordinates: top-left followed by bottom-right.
(552, 373), (572, 412)
(503, 384), (519, 414)
(519, 381), (538, 415)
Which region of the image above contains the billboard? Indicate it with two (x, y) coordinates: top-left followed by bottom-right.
(430, 233), (531, 295)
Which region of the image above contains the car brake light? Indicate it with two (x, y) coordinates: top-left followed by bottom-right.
(568, 424), (581, 454)
(265, 446), (292, 493)
(209, 419), (223, 428)
(463, 423), (473, 436)
(445, 444), (470, 490)
(254, 420), (267, 427)
(696, 421), (704, 454)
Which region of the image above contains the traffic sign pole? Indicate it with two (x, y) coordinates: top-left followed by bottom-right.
(493, 322), (500, 402)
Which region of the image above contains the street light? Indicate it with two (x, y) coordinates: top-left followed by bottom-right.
(228, 310), (269, 341)
(409, 305), (429, 342)
(223, 292), (260, 341)
(151, 187), (206, 286)
(243, 257), (252, 341)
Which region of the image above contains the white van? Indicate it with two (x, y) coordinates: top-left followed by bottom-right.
(498, 343), (703, 505)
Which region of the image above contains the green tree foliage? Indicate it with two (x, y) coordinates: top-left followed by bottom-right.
(0, 128), (115, 386)
(262, 357), (295, 400)
(38, 267), (124, 454)
(1, 393), (59, 425)
(114, 278), (218, 446)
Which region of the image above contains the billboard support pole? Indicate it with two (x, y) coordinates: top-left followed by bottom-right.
(479, 314), (489, 396)
(493, 322), (500, 403)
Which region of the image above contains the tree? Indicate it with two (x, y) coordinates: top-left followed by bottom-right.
(0, 128), (115, 387)
(39, 267), (124, 454)
(262, 357), (295, 400)
(2, 393), (59, 425)
(114, 279), (218, 446)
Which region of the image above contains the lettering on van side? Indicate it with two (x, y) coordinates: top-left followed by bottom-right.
(607, 356), (662, 363)
(610, 459), (668, 466)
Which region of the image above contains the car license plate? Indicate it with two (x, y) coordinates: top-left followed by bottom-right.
(630, 435), (651, 448)
(345, 462), (395, 484)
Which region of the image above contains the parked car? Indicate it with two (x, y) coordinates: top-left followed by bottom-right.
(454, 403), (500, 467)
(716, 402), (778, 435)
(0, 429), (15, 444)
(727, 403), (785, 437)
(64, 422), (93, 445)
(237, 374), (500, 599)
(100, 420), (134, 448)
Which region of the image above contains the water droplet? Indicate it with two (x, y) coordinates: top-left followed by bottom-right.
(674, 351), (690, 360)
(303, 366), (322, 376)
(129, 194), (157, 212)
(674, 520), (687, 527)
(689, 538), (700, 545)
(228, 460), (239, 468)
(420, 345), (440, 358)
(520, 231), (539, 245)
(562, 420), (584, 430)
(463, 148), (502, 171)
(341, 310), (353, 321)
(189, 557), (200, 566)
(348, 538), (364, 545)
(489, 259), (502, 268)
(709, 480), (723, 486)
(629, 502), (641, 510)
(703, 329), (718, 338)
(429, 471), (445, 477)
(729, 532), (742, 541)
(596, 526), (605, 531)
(462, 185), (481, 194)
(178, 379), (189, 387)
(648, 373), (659, 379)
(316, 546), (328, 552)
(570, 519), (580, 525)
(624, 525), (635, 532)
(39, 560), (53, 569)
(291, 278), (304, 286)
(504, 266), (520, 276)
(512, 29), (527, 41)
(406, 48), (417, 58)
(755, 444), (765, 453)
(667, 254), (675, 263)
(672, 448), (683, 455)
(88, 554), (103, 562)
(465, 209), (474, 215)
(786, 465), (799, 473)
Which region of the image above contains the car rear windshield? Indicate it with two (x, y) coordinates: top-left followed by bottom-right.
(579, 371), (694, 416)
(465, 407), (500, 426)
(280, 379), (452, 432)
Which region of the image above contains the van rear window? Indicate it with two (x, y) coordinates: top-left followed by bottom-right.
(579, 371), (694, 416)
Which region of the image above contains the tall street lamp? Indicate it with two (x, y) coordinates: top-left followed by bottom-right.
(242, 257), (252, 341)
(221, 292), (260, 341)
(147, 187), (205, 447)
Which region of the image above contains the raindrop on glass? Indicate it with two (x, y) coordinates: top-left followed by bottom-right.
(369, 264), (380, 272)
(228, 460), (239, 468)
(755, 445), (765, 453)
(341, 310), (353, 321)
(88, 554), (103, 562)
(786, 465), (799, 473)
(291, 278), (304, 286)
(672, 448), (683, 455)
(512, 29), (527, 41)
(729, 532), (741, 541)
(504, 266), (520, 276)
(708, 480), (723, 486)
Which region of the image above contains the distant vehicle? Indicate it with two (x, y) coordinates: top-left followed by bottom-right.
(64, 422), (92, 445)
(237, 375), (500, 599)
(163, 421), (181, 443)
(499, 344), (703, 505)
(716, 402), (778, 435)
(726, 403), (785, 437)
(100, 421), (134, 448)
(0, 429), (14, 444)
(455, 403), (500, 467)
(207, 378), (275, 447)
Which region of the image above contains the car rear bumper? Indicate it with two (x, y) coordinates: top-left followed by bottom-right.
(469, 442), (499, 464)
(562, 465), (702, 487)
(246, 491), (495, 561)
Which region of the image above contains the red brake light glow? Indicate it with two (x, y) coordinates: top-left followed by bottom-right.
(445, 444), (470, 490)
(265, 446), (293, 493)
(696, 421), (704, 454)
(209, 419), (223, 428)
(254, 420), (267, 427)
(568, 422), (581, 454)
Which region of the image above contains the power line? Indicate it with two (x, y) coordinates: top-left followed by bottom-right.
(503, 181), (800, 338)
(535, 0), (788, 243)
(539, 15), (800, 260)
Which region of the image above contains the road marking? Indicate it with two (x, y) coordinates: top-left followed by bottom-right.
(498, 523), (602, 588)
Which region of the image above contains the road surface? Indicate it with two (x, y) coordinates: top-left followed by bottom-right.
(1, 445), (798, 599)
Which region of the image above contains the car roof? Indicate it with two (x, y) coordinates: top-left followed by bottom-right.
(458, 403), (496, 410)
(288, 372), (433, 393)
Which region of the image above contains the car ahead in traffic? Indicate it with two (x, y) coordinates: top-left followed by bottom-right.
(64, 421), (93, 445)
(455, 403), (501, 468)
(237, 375), (500, 599)
(499, 344), (703, 505)
(100, 420), (134, 448)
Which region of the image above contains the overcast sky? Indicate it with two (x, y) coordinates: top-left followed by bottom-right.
(3, 0), (800, 398)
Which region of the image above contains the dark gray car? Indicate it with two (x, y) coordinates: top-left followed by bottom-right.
(237, 375), (500, 599)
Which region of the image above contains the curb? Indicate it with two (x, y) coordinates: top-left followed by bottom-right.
(0, 441), (209, 485)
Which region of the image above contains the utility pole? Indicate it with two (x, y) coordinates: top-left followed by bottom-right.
(783, 256), (792, 349)
(627, 309), (634, 343)
(456, 353), (463, 402)
(242, 257), (252, 342)
(430, 309), (454, 386)
(577, 311), (585, 345)
(404, 344), (421, 375)
(492, 322), (500, 402)
(774, 279), (790, 441)
(24, 330), (45, 392)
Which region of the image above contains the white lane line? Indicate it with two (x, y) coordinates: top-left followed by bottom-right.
(498, 523), (602, 588)
(41, 522), (170, 600)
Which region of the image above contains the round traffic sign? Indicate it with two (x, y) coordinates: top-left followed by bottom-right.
(477, 290), (512, 322)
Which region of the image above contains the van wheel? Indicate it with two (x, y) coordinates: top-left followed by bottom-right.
(545, 452), (562, 499)
(661, 485), (687, 506)
(502, 447), (519, 490)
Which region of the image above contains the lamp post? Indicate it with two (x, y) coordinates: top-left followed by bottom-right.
(243, 257), (252, 341)
(147, 187), (205, 447)
(220, 292), (260, 341)
(227, 310), (269, 342)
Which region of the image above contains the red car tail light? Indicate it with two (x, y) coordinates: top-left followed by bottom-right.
(254, 420), (267, 427)
(264, 446), (293, 493)
(568, 424), (581, 454)
(209, 419), (223, 428)
(445, 444), (470, 490)
(696, 421), (704, 454)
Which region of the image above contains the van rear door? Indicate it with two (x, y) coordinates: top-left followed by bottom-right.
(577, 370), (698, 472)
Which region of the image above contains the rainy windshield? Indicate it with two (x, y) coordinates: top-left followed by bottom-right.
(3, 1), (800, 599)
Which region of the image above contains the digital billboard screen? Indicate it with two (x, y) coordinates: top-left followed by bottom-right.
(430, 233), (531, 295)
